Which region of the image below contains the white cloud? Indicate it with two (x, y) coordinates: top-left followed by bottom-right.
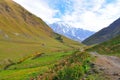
(13, 0), (60, 24)
(13, 0), (120, 31)
(61, 0), (120, 31)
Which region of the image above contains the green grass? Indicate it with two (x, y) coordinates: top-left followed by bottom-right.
(0, 0), (82, 64)
(0, 50), (76, 80)
(0, 1), (117, 80)
(0, 66), (48, 80)
(0, 39), (81, 70)
(8, 51), (74, 69)
(0, 1), (83, 80)
(0, 40), (68, 61)
(37, 51), (106, 80)
(87, 35), (120, 57)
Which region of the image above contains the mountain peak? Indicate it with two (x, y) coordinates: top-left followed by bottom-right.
(49, 22), (95, 41)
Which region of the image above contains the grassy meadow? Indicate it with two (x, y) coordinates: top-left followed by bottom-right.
(0, 46), (77, 80)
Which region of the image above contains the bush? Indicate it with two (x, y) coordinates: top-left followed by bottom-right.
(53, 64), (86, 80)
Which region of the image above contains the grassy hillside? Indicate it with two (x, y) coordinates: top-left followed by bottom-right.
(87, 35), (120, 57)
(0, 0), (83, 79)
(82, 18), (120, 45)
(0, 0), (82, 63)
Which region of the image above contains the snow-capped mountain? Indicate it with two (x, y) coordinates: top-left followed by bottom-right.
(49, 22), (95, 41)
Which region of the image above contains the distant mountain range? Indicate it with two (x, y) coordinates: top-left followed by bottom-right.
(82, 17), (120, 45)
(49, 22), (95, 41)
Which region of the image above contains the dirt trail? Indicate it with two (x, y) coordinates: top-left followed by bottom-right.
(90, 52), (120, 80)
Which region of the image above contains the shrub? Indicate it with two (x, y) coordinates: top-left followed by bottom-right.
(53, 65), (84, 80)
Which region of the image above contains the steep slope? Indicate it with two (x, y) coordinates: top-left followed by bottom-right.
(0, 0), (82, 65)
(0, 1), (93, 80)
(0, 0), (53, 40)
(49, 22), (94, 41)
(82, 18), (120, 45)
(87, 35), (120, 56)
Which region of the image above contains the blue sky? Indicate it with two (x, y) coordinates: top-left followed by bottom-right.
(13, 0), (120, 31)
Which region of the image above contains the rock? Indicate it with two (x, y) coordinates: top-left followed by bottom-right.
(113, 72), (119, 76)
(99, 67), (105, 71)
(90, 63), (95, 68)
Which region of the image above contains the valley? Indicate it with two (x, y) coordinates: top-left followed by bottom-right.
(0, 0), (120, 80)
(0, 0), (83, 79)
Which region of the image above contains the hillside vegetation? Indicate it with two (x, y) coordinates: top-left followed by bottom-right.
(0, 0), (82, 64)
(87, 35), (120, 57)
(33, 35), (120, 80)
(1, 0), (120, 80)
(0, 0), (83, 79)
(33, 51), (107, 80)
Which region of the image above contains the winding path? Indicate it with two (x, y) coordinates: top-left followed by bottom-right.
(90, 52), (120, 80)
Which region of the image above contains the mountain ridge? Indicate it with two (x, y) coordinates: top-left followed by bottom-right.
(49, 22), (95, 41)
(82, 17), (120, 45)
